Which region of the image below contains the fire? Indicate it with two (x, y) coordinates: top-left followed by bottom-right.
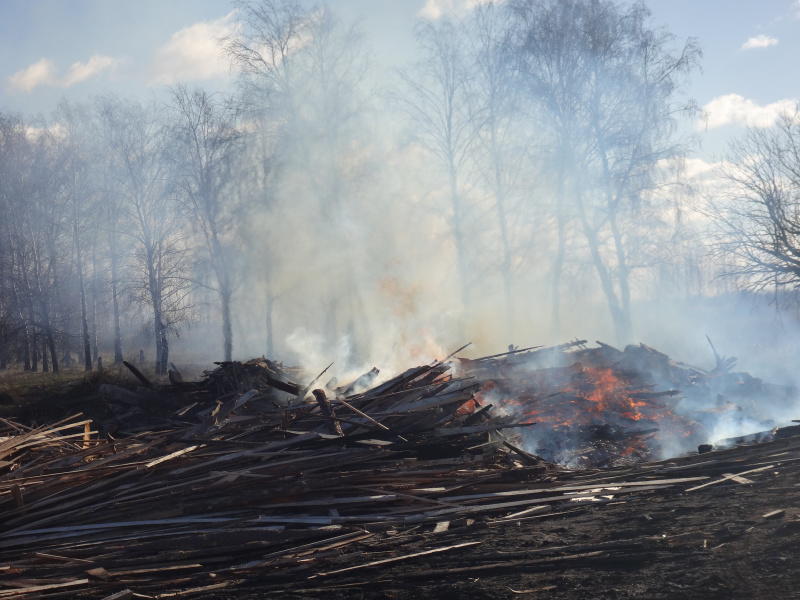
(471, 361), (701, 467)
(519, 365), (660, 429)
(581, 367), (650, 422)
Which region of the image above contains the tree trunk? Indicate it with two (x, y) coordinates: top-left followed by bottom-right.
(90, 245), (99, 365)
(608, 210), (632, 341)
(576, 191), (630, 344)
(31, 331), (39, 372)
(46, 329), (58, 373)
(37, 299), (58, 373)
(152, 313), (163, 375)
(73, 216), (92, 372)
(22, 323), (31, 371)
(111, 276), (123, 364)
(209, 228), (234, 362)
(595, 132), (632, 344)
(152, 308), (164, 376)
(147, 254), (165, 375)
(345, 283), (370, 367)
(109, 220), (123, 364)
(159, 325), (169, 375)
(221, 287), (233, 362)
(41, 335), (49, 373)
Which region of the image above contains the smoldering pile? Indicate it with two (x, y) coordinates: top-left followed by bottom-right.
(459, 340), (795, 468)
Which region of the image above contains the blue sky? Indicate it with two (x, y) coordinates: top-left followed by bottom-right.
(0, 0), (796, 163)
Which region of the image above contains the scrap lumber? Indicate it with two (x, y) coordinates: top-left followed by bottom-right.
(121, 361), (152, 388)
(2, 344), (800, 598)
(311, 541), (482, 578)
(684, 464), (775, 492)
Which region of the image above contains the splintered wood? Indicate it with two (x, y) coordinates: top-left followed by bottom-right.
(1, 346), (798, 598)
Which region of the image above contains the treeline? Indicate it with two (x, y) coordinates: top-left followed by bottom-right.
(0, 90), (244, 374)
(0, 0), (776, 374)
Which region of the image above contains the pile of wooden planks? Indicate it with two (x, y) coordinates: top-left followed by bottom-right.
(3, 407), (799, 597)
(0, 354), (550, 598)
(2, 343), (797, 598)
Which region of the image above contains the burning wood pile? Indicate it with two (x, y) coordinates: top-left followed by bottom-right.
(0, 342), (797, 598)
(460, 340), (794, 468)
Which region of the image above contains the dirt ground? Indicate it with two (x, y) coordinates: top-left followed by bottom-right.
(217, 440), (800, 600)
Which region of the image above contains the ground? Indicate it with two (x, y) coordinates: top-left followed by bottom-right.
(220, 437), (800, 600)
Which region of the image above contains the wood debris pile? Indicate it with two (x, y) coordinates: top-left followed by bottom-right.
(0, 353), (551, 598)
(1, 343), (797, 598)
(459, 341), (794, 467)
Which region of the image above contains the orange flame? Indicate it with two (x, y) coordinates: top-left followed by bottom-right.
(481, 363), (698, 462)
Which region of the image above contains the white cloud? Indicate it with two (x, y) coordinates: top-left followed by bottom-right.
(741, 35), (778, 50)
(699, 94), (796, 129)
(682, 157), (725, 180)
(24, 123), (66, 141)
(7, 55), (117, 92)
(418, 0), (499, 20)
(62, 55), (118, 87)
(656, 156), (730, 182)
(8, 58), (57, 92)
(150, 11), (237, 85)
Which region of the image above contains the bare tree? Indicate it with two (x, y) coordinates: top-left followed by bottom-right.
(169, 86), (242, 361)
(713, 107), (800, 292)
(467, 2), (524, 333)
(396, 18), (477, 312)
(228, 0), (374, 362)
(100, 98), (191, 375)
(0, 115), (72, 372)
(59, 107), (94, 371)
(509, 0), (699, 342)
(227, 0), (319, 356)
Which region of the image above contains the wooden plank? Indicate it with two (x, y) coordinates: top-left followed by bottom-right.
(229, 532), (374, 569)
(33, 552), (95, 565)
(433, 521), (450, 533)
(311, 541), (481, 577)
(407, 550), (606, 577)
(122, 360), (152, 387)
(100, 590), (133, 600)
(145, 445), (201, 468)
(722, 473), (754, 484)
(0, 578), (89, 596)
(685, 465), (774, 492)
(402, 484), (678, 523)
(105, 563), (202, 577)
(334, 395), (408, 442)
(156, 581), (232, 597)
(440, 477), (708, 502)
(498, 505), (549, 520)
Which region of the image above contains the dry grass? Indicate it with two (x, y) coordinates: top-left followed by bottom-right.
(0, 365), (140, 422)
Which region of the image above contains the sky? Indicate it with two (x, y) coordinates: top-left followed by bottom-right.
(0, 0), (798, 164)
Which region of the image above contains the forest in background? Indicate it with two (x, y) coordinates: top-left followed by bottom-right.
(2, 0), (800, 379)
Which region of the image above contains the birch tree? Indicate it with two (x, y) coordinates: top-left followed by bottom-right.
(396, 18), (477, 312)
(169, 86), (242, 361)
(100, 98), (191, 375)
